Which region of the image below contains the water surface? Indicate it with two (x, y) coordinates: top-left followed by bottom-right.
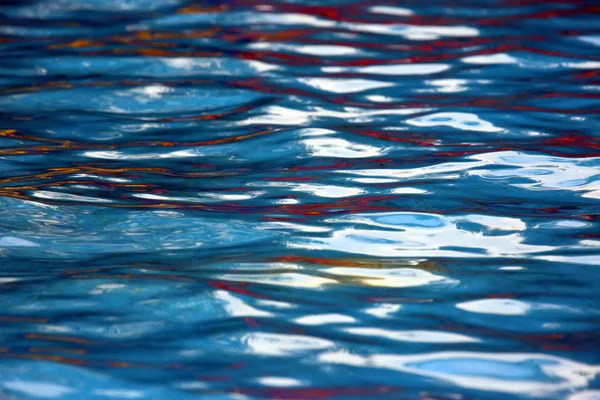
(0, 0), (599, 399)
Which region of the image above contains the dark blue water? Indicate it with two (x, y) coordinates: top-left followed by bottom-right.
(1, 1), (600, 399)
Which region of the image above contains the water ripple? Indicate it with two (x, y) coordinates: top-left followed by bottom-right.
(1, 0), (599, 399)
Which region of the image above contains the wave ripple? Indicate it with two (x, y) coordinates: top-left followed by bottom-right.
(1, 0), (599, 399)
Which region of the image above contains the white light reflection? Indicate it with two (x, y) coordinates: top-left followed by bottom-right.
(3, 381), (74, 398)
(406, 112), (503, 132)
(303, 138), (383, 158)
(83, 149), (198, 160)
(256, 299), (296, 309)
(390, 187), (428, 194)
(338, 151), (600, 200)
(298, 78), (394, 94)
(344, 328), (480, 343)
(290, 212), (545, 259)
(538, 255), (600, 266)
(462, 53), (517, 65)
(349, 178), (398, 183)
(371, 352), (600, 396)
(426, 79), (470, 93)
(457, 299), (532, 316)
(468, 152), (600, 196)
(214, 290), (272, 318)
(0, 236), (38, 247)
(322, 267), (454, 288)
(364, 95), (396, 103)
(254, 180), (364, 198)
(363, 303), (401, 319)
(341, 23), (478, 39)
(569, 390), (600, 400)
(32, 190), (114, 203)
(93, 389), (145, 398)
(249, 42), (359, 56)
(336, 159), (483, 181)
(259, 221), (332, 233)
(72, 174), (130, 183)
(242, 332), (334, 356)
(295, 314), (357, 325)
(240, 105), (428, 127)
(318, 352), (599, 395)
(256, 377), (303, 387)
(323, 64), (449, 75)
(221, 273), (337, 288)
(369, 6), (414, 16)
(130, 84), (172, 99)
(132, 192), (262, 203)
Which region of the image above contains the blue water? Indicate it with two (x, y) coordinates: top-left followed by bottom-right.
(1, 0), (599, 399)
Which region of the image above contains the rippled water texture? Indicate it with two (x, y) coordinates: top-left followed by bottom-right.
(1, 0), (600, 399)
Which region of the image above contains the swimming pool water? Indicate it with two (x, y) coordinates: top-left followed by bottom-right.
(0, 0), (599, 399)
